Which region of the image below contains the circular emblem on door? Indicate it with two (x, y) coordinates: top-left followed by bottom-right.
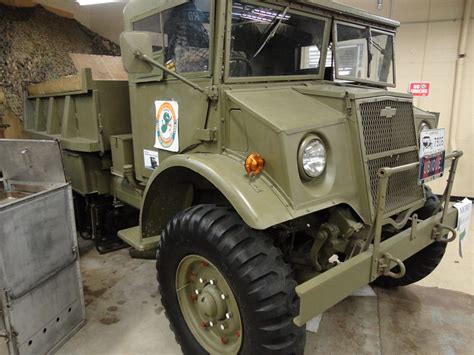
(156, 102), (178, 149)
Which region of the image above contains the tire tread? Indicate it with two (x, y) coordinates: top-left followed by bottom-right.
(157, 205), (305, 355)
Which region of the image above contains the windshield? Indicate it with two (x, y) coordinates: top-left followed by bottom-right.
(335, 22), (395, 86)
(229, 1), (326, 78)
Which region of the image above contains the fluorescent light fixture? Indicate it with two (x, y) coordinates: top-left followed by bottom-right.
(77, 0), (125, 5)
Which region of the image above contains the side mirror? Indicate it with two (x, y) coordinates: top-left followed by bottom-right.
(120, 32), (154, 74)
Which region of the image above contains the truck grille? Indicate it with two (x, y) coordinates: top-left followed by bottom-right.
(360, 100), (417, 155)
(358, 99), (424, 215)
(367, 151), (422, 214)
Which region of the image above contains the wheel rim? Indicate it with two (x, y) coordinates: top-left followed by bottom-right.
(176, 255), (243, 354)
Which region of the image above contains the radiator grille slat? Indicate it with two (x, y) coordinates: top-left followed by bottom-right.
(359, 100), (424, 215)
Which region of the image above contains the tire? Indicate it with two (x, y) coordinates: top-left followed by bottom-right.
(157, 205), (305, 355)
(415, 186), (442, 220)
(372, 186), (446, 288)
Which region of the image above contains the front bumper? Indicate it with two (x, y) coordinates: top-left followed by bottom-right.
(294, 150), (463, 326)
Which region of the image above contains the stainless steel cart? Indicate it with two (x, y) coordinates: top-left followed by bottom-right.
(0, 139), (85, 355)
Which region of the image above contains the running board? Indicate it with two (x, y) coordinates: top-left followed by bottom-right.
(117, 226), (160, 251)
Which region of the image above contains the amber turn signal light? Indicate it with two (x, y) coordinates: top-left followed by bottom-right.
(245, 153), (265, 176)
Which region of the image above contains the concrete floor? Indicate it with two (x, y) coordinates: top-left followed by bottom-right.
(58, 211), (474, 355)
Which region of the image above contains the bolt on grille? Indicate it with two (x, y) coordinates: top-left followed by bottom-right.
(367, 151), (424, 214)
(360, 100), (418, 155)
(359, 100), (424, 215)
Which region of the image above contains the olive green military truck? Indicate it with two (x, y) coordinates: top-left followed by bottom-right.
(23, 0), (464, 353)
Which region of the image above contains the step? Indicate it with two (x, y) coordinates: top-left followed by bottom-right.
(117, 226), (160, 251)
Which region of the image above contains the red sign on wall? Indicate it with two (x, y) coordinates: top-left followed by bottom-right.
(409, 82), (430, 97)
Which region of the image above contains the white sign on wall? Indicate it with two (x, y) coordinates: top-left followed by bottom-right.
(454, 198), (472, 258)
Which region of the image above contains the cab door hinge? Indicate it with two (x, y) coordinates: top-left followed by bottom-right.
(205, 87), (219, 103)
(194, 127), (218, 142)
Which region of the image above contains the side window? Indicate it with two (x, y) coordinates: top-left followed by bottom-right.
(133, 13), (164, 52)
(369, 30), (394, 83)
(162, 0), (211, 73)
(335, 23), (394, 85)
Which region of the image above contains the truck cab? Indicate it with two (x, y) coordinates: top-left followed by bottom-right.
(120, 0), (439, 248)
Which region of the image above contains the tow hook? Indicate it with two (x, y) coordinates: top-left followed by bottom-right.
(432, 223), (457, 243)
(378, 253), (406, 279)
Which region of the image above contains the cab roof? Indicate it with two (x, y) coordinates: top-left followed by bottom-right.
(298, 0), (399, 28)
(124, 0), (399, 30)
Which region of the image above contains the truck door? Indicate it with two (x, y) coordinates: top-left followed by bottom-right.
(127, 0), (213, 181)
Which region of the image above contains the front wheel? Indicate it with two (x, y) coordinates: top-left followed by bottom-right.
(157, 205), (305, 355)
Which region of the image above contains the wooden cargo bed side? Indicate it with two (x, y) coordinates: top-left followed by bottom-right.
(27, 54), (127, 96)
(27, 69), (91, 96)
(69, 53), (128, 81)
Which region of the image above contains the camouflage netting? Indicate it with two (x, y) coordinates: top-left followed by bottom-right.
(0, 4), (120, 118)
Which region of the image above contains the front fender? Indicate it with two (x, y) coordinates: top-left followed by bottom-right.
(140, 153), (294, 237)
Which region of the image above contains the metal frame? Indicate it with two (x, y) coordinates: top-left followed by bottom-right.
(370, 150), (462, 280)
(1, 291), (17, 354)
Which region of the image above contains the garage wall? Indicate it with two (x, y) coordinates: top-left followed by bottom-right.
(77, 3), (125, 44)
(339, 0), (473, 198)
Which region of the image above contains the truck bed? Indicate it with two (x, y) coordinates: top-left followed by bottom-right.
(24, 68), (132, 153)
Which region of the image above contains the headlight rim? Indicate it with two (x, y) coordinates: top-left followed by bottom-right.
(298, 134), (327, 180)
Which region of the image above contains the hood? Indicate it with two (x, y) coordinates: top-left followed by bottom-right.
(226, 86), (346, 135)
(225, 83), (413, 135)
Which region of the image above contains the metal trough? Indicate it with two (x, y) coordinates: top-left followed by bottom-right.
(0, 139), (85, 355)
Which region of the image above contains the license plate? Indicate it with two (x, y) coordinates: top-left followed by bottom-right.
(418, 128), (445, 184)
(418, 151), (445, 184)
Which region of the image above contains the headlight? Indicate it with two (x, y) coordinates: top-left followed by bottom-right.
(419, 121), (430, 135)
(298, 136), (327, 179)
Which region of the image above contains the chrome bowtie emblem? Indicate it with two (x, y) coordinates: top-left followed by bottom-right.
(380, 106), (397, 118)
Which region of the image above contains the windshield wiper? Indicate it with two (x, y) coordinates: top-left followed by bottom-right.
(369, 35), (385, 54)
(253, 6), (290, 58)
(366, 26), (387, 78)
